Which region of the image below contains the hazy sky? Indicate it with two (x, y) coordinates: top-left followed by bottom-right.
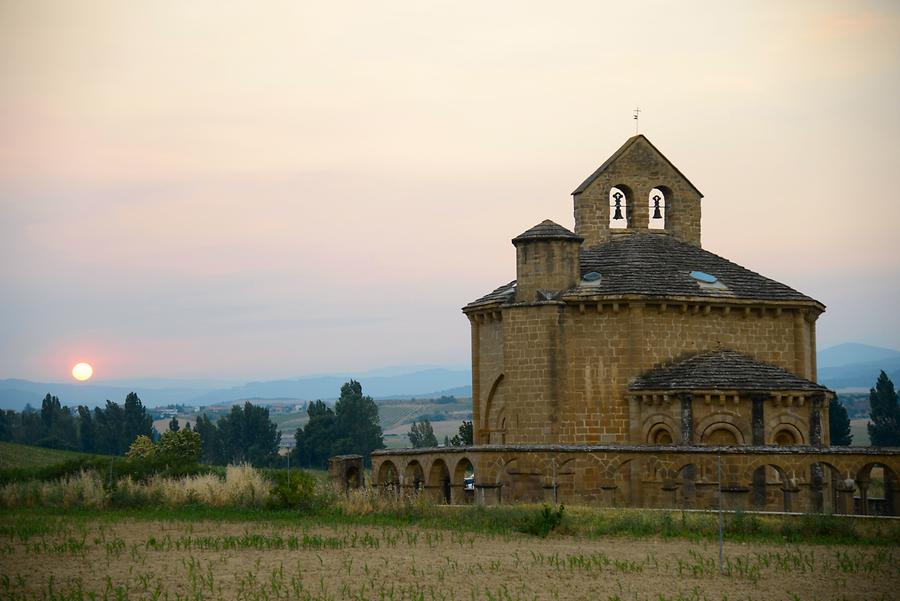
(2, 1), (899, 382)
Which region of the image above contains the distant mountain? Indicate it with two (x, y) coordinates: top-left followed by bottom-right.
(0, 379), (214, 411)
(188, 368), (472, 405)
(817, 343), (900, 369)
(817, 343), (900, 390)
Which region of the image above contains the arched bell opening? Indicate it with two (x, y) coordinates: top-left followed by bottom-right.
(609, 185), (632, 229)
(648, 186), (669, 230)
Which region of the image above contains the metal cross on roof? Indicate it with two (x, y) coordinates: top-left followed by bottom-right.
(633, 107), (641, 134)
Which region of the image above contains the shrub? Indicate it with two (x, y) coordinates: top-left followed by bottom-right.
(156, 430), (201, 465)
(126, 435), (156, 460)
(267, 470), (319, 510)
(518, 504), (565, 537)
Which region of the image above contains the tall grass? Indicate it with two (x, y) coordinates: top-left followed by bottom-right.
(0, 464), (273, 509)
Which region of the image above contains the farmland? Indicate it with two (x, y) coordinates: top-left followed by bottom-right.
(0, 509), (897, 601)
(0, 441), (100, 469)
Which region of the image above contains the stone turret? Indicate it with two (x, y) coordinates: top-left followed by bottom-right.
(572, 135), (704, 247)
(512, 220), (583, 303)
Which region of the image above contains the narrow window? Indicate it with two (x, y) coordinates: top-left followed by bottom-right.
(649, 187), (666, 230)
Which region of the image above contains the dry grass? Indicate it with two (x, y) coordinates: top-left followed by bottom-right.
(0, 464), (272, 509)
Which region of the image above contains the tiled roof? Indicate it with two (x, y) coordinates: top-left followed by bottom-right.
(466, 281), (516, 309)
(573, 233), (816, 302)
(463, 232), (819, 309)
(512, 220), (583, 244)
(629, 350), (829, 392)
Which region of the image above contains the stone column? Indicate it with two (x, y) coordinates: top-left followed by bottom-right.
(809, 393), (824, 448)
(835, 479), (856, 515)
(680, 394), (694, 444)
(857, 481), (869, 516)
(810, 463), (825, 513)
(469, 315), (483, 443)
(751, 394), (766, 445)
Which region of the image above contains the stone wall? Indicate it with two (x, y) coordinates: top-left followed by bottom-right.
(574, 137), (703, 247)
(469, 299), (823, 447)
(514, 238), (581, 303)
(371, 445), (900, 516)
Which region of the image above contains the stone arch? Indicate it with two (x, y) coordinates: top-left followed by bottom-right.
(697, 412), (749, 446)
(747, 460), (793, 511)
(856, 462), (899, 516)
(641, 413), (678, 445)
(648, 185), (671, 230)
(771, 423), (804, 446)
(482, 373), (505, 433)
(807, 460), (847, 514)
(765, 414), (808, 445)
(609, 184), (633, 229)
(377, 460), (399, 486)
(428, 458), (451, 504)
(404, 460), (425, 492)
(346, 465), (361, 490)
(700, 422), (744, 445)
(452, 456), (476, 505)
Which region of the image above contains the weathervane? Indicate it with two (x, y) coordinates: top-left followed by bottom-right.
(633, 107), (641, 134)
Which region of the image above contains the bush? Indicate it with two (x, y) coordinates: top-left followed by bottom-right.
(127, 435), (156, 460)
(267, 470), (320, 510)
(156, 430), (201, 465)
(518, 504), (565, 537)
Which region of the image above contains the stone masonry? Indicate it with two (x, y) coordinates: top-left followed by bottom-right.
(361, 134), (899, 515)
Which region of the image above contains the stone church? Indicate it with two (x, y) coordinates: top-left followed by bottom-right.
(365, 135), (899, 515)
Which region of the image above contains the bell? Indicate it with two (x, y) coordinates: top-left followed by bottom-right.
(652, 195), (662, 219)
(612, 191), (624, 220)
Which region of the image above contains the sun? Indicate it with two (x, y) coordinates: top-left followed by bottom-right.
(72, 362), (93, 381)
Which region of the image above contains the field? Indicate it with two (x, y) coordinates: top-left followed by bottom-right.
(849, 419), (871, 447)
(0, 509), (897, 601)
(0, 441), (99, 469)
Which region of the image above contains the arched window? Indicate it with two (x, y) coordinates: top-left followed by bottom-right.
(609, 186), (629, 229)
(649, 187), (667, 230)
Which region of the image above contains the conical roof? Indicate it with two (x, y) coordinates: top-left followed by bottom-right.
(512, 220), (583, 244)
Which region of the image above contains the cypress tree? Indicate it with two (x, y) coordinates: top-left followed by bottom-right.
(868, 371), (900, 447)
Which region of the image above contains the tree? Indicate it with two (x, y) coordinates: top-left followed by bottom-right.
(156, 429), (201, 465)
(332, 380), (384, 461)
(38, 394), (78, 450)
(123, 392), (153, 442)
(828, 396), (853, 446)
(168, 415), (180, 432)
(93, 400), (126, 454)
(450, 420), (474, 446)
(77, 406), (95, 452)
(127, 435), (156, 460)
(868, 371), (900, 447)
(293, 400), (338, 469)
(408, 419), (438, 448)
(216, 402), (280, 466)
(193, 414), (221, 464)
